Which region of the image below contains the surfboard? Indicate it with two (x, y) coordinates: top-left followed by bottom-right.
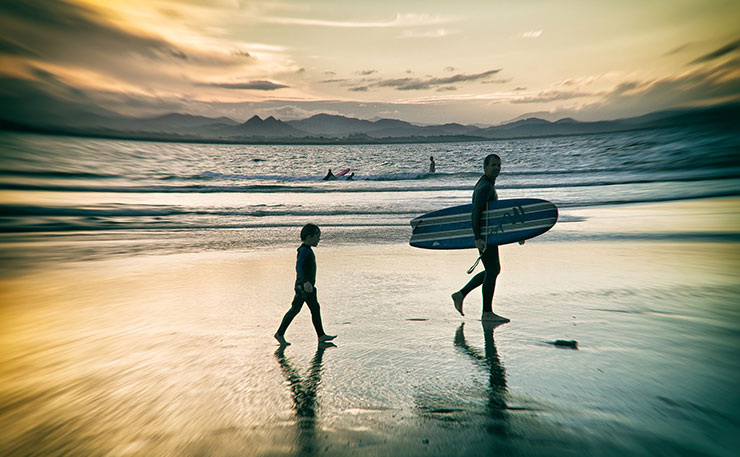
(335, 168), (350, 177)
(409, 198), (558, 249)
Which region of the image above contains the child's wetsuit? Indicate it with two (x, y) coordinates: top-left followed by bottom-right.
(277, 244), (325, 337)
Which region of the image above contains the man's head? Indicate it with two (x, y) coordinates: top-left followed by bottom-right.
(484, 154), (501, 179)
(301, 223), (321, 246)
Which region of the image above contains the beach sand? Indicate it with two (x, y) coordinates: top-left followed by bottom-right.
(1, 199), (739, 456)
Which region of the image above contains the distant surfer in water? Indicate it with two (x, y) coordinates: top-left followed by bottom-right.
(322, 169), (335, 180)
(429, 156), (436, 173)
(451, 154), (510, 323)
(275, 223), (337, 345)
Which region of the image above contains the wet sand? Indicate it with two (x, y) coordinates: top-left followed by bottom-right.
(1, 199), (739, 456)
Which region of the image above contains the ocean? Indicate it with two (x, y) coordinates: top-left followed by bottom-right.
(1, 125), (739, 268)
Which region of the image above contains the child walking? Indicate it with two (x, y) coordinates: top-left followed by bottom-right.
(275, 224), (337, 346)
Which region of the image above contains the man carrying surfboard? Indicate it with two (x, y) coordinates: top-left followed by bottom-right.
(451, 154), (510, 323)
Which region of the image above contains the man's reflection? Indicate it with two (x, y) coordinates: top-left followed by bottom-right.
(274, 342), (335, 454)
(454, 321), (509, 436)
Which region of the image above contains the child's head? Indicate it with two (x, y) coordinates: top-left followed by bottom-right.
(300, 223), (321, 246)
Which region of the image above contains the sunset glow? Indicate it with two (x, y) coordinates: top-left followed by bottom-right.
(1, 0), (738, 123)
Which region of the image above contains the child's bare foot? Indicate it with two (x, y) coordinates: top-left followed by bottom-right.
(481, 312), (510, 323)
(274, 333), (290, 345)
(318, 334), (336, 343)
(452, 291), (464, 316)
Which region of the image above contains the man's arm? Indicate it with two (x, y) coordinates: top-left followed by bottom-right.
(471, 184), (491, 241)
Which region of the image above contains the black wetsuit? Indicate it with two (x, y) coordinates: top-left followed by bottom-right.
(277, 244), (326, 337)
(459, 175), (500, 313)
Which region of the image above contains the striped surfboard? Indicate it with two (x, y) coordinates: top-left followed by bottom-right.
(409, 198), (558, 249)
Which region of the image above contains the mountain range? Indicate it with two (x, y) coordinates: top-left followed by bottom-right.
(0, 93), (737, 144)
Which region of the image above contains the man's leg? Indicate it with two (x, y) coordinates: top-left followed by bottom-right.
(459, 271), (485, 297)
(481, 246), (501, 314)
(452, 257), (486, 315)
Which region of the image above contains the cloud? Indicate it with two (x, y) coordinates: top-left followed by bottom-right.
(482, 78), (512, 84)
(664, 43), (692, 57)
(261, 13), (449, 28)
(689, 39), (740, 64)
(196, 80), (289, 90)
(609, 57), (740, 103)
(0, 0), (266, 98)
(0, 36), (38, 57)
(0, 1), (195, 64)
(400, 28), (457, 39)
(511, 89), (592, 104)
(357, 70), (378, 76)
(338, 69), (502, 91)
(520, 30), (543, 39)
(551, 56), (740, 119)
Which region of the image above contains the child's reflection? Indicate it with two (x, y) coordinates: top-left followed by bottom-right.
(274, 342), (335, 453)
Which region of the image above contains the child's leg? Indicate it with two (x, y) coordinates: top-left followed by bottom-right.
(304, 290), (326, 337)
(277, 293), (304, 336)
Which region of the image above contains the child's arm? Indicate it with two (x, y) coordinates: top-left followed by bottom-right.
(296, 247), (313, 293)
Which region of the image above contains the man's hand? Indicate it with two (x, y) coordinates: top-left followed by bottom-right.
(303, 281), (314, 293)
(475, 238), (487, 252)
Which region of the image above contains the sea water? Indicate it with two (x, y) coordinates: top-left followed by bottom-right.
(0, 125), (738, 266)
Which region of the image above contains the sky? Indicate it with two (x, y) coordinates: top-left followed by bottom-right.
(1, 0), (739, 125)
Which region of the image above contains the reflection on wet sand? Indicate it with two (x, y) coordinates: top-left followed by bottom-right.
(415, 321), (509, 437)
(454, 321), (509, 436)
(274, 343), (335, 455)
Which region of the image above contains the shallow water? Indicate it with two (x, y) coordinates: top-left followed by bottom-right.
(1, 127), (739, 239)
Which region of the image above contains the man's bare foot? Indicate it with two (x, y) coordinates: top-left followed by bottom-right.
(274, 332), (290, 345)
(318, 334), (336, 343)
(452, 291), (464, 316)
(481, 312), (510, 323)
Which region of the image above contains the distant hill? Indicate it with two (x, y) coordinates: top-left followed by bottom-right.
(0, 75), (737, 144)
(217, 115), (306, 138)
(144, 113), (240, 129)
(285, 115), (479, 138)
(286, 114), (378, 135)
(475, 105), (739, 139)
